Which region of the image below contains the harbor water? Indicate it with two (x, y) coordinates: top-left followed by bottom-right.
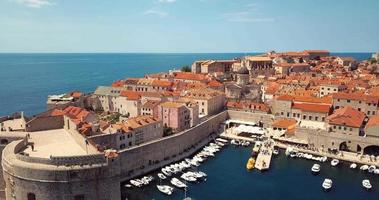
(123, 145), (379, 200)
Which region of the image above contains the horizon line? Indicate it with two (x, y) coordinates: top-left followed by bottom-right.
(0, 51), (375, 54)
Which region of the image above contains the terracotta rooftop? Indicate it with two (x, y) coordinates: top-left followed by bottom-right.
(327, 106), (365, 128)
(292, 103), (331, 113)
(174, 72), (207, 81)
(365, 115), (379, 129)
(272, 119), (297, 129)
(120, 90), (141, 100)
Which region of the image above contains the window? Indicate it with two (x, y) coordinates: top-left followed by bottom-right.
(281, 112), (284, 116)
(308, 116), (312, 120)
(373, 111), (376, 115)
(293, 113), (296, 117)
(303, 115), (306, 120)
(337, 99), (340, 102)
(368, 111), (371, 115)
(27, 193), (36, 200)
(350, 128), (352, 131)
(322, 117), (325, 121)
(315, 117), (318, 121)
(347, 100), (351, 103)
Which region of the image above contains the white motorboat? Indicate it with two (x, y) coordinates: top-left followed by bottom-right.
(320, 156), (327, 162)
(181, 173), (197, 182)
(158, 173), (167, 180)
(187, 171), (204, 179)
(130, 180), (143, 187)
(350, 163), (357, 169)
(157, 185), (174, 195)
(197, 171), (207, 177)
(171, 178), (187, 188)
(331, 159), (339, 166)
(360, 165), (369, 171)
(322, 179), (333, 190)
(289, 151), (297, 158)
(242, 141), (251, 147)
(273, 149), (279, 155)
(311, 164), (321, 174)
(125, 184), (132, 188)
(162, 168), (172, 177)
(368, 165), (376, 173)
(362, 179), (372, 190)
(231, 139), (239, 145)
(374, 169), (379, 174)
(216, 138), (228, 143)
(285, 147), (293, 156)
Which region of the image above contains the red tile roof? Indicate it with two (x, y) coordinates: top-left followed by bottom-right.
(174, 72), (207, 81)
(365, 115), (379, 129)
(120, 90), (141, 100)
(292, 103), (331, 113)
(272, 119), (297, 129)
(327, 106), (365, 128)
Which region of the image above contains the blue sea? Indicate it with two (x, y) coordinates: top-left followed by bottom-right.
(0, 52), (376, 199)
(0, 52), (372, 116)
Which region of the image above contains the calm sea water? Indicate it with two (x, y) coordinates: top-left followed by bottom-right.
(0, 52), (375, 199)
(0, 53), (371, 116)
(123, 145), (379, 200)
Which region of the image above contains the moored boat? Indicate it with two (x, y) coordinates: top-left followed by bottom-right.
(171, 177), (187, 188)
(158, 173), (167, 180)
(330, 159), (339, 166)
(322, 179), (333, 191)
(360, 165), (369, 171)
(246, 157), (255, 170)
(362, 179), (372, 190)
(311, 164), (321, 174)
(350, 163), (357, 169)
(157, 185), (174, 195)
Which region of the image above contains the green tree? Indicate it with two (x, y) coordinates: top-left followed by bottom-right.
(181, 65), (191, 72)
(163, 124), (173, 137)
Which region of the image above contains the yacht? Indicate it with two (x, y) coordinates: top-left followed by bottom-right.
(158, 173), (167, 180)
(350, 163), (357, 169)
(216, 138), (228, 143)
(181, 173), (197, 182)
(130, 180), (143, 187)
(320, 156), (328, 162)
(157, 185), (174, 195)
(289, 151), (297, 158)
(330, 159), (339, 166)
(368, 165), (376, 173)
(360, 165), (369, 171)
(311, 164), (321, 174)
(197, 171), (207, 177)
(362, 179), (372, 190)
(162, 167), (172, 177)
(322, 179), (333, 191)
(171, 178), (187, 188)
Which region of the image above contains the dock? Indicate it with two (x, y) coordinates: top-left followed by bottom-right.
(255, 140), (274, 171)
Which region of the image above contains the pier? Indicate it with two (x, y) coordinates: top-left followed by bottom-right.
(255, 139), (274, 171)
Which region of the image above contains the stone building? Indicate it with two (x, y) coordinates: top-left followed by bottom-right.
(241, 56), (274, 77)
(327, 106), (366, 136)
(332, 92), (379, 116)
(184, 88), (226, 116)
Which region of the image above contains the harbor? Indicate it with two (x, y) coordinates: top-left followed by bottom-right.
(122, 144), (379, 200)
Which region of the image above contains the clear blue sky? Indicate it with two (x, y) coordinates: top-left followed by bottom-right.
(1, 0), (378, 53)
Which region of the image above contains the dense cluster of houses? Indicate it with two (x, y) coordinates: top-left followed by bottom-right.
(2, 50), (379, 154)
